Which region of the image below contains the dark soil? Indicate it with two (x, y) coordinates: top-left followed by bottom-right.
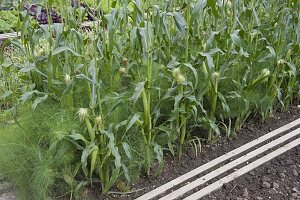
(203, 144), (300, 200)
(77, 103), (300, 200)
(24, 4), (62, 24)
(24, 3), (96, 25)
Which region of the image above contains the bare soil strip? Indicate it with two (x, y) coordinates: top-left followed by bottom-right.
(184, 137), (300, 200)
(159, 128), (300, 200)
(136, 118), (300, 200)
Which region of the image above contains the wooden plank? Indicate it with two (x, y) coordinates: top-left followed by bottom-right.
(0, 20), (101, 42)
(81, 20), (100, 27)
(184, 137), (300, 200)
(159, 127), (300, 200)
(135, 118), (300, 200)
(0, 32), (18, 41)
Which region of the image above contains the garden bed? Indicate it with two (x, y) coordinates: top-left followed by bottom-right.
(0, 0), (299, 200)
(67, 103), (300, 200)
(1, 104), (299, 200)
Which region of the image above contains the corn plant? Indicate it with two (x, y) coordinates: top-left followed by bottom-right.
(2, 0), (300, 196)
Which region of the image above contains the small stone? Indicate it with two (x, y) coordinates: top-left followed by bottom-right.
(256, 197), (263, 200)
(279, 160), (285, 165)
(292, 193), (298, 198)
(292, 170), (299, 177)
(249, 171), (255, 176)
(297, 105), (300, 109)
(0, 192), (17, 200)
(273, 182), (280, 189)
(279, 173), (286, 179)
(262, 181), (271, 188)
(269, 188), (278, 195)
(292, 187), (300, 194)
(0, 182), (12, 193)
(243, 188), (249, 197)
(262, 176), (271, 182)
(286, 159), (294, 165)
(223, 183), (231, 189)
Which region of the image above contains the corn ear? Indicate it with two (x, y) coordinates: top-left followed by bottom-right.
(85, 117), (95, 141)
(90, 148), (99, 176)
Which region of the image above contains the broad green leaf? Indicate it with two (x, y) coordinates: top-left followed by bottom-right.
(122, 163), (131, 182)
(183, 63), (198, 88)
(53, 23), (64, 48)
(200, 52), (214, 69)
(132, 82), (145, 103)
(32, 94), (48, 110)
(230, 30), (241, 47)
(89, 59), (97, 109)
(53, 46), (81, 57)
(0, 90), (12, 100)
(154, 142), (164, 174)
(138, 22), (154, 56)
(132, 0), (144, 25)
(62, 80), (74, 96)
(130, 27), (138, 54)
(173, 12), (186, 35)
(174, 93), (183, 109)
(207, 0), (220, 17)
(0, 39), (12, 63)
(158, 126), (176, 155)
(102, 130), (121, 169)
(163, 87), (177, 99)
(204, 31), (219, 52)
(11, 40), (26, 55)
(162, 12), (173, 40)
(81, 143), (98, 167)
(63, 174), (74, 186)
(20, 63), (35, 73)
(122, 142), (132, 159)
(167, 56), (180, 69)
(252, 8), (261, 27)
(19, 91), (36, 102)
(69, 134), (89, 145)
(259, 46), (276, 63)
(126, 113), (141, 131)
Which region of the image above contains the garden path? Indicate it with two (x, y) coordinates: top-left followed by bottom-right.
(0, 181), (16, 200)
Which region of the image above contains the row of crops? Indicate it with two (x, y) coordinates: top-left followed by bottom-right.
(0, 0), (299, 199)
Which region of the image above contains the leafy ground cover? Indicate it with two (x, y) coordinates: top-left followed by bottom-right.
(0, 0), (299, 199)
(0, 10), (19, 33)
